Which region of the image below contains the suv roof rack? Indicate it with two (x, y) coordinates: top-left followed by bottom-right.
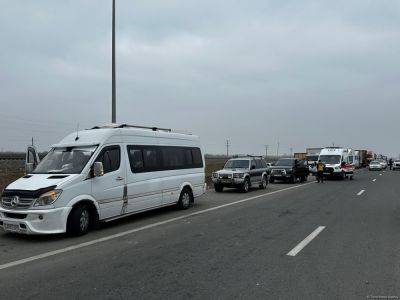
(246, 155), (263, 158)
(90, 124), (191, 134)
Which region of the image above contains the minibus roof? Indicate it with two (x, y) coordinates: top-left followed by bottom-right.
(52, 125), (199, 148)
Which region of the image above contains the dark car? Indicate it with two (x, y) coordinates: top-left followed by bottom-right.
(269, 158), (309, 183)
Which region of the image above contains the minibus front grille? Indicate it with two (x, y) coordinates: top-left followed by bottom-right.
(1, 197), (35, 209)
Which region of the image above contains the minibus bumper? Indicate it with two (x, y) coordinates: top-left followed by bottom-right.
(0, 206), (71, 235)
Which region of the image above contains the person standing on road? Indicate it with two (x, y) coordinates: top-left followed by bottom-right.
(389, 158), (393, 170)
(316, 160), (325, 183)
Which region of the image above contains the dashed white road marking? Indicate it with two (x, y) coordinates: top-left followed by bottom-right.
(0, 181), (316, 271)
(379, 173), (382, 176)
(357, 190), (365, 196)
(372, 179), (376, 182)
(287, 226), (326, 257)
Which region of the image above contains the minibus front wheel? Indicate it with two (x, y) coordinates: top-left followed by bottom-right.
(67, 203), (97, 236)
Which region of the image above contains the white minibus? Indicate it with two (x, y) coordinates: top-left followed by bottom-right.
(0, 124), (206, 235)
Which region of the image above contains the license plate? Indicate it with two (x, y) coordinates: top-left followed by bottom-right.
(323, 172), (330, 175)
(3, 223), (21, 233)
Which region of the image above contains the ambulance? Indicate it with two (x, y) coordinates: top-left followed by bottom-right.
(318, 147), (355, 180)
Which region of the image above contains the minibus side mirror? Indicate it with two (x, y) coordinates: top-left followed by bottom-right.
(25, 162), (34, 174)
(93, 162), (104, 177)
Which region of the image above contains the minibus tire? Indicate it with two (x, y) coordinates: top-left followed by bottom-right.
(67, 204), (91, 236)
(177, 188), (193, 210)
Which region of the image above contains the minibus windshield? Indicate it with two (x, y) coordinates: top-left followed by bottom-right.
(224, 160), (249, 169)
(319, 155), (341, 164)
(33, 146), (97, 174)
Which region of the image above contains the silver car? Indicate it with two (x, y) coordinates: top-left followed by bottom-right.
(369, 160), (383, 171)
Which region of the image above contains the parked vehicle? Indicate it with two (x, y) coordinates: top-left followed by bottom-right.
(212, 156), (269, 193)
(392, 160), (400, 170)
(369, 160), (383, 171)
(269, 158), (309, 183)
(366, 150), (376, 166)
(356, 150), (368, 167)
(377, 159), (388, 170)
(306, 147), (322, 175)
(294, 152), (307, 160)
(318, 147), (355, 180)
(352, 151), (361, 168)
(0, 124), (206, 235)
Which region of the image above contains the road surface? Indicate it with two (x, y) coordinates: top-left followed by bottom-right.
(0, 169), (399, 299)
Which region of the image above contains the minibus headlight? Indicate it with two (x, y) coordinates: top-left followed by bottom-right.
(34, 190), (62, 207)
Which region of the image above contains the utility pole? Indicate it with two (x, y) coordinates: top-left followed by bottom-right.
(31, 137), (34, 146)
(276, 141), (280, 159)
(111, 0), (116, 124)
(226, 139), (231, 157)
(265, 145), (269, 160)
(290, 147), (293, 157)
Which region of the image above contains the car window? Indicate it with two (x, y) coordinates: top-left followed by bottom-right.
(95, 146), (120, 174)
(255, 159), (263, 169)
(251, 160), (256, 169)
(261, 159), (267, 168)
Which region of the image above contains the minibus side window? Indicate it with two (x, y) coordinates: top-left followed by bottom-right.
(143, 148), (161, 171)
(95, 146), (121, 174)
(192, 148), (203, 168)
(128, 147), (144, 172)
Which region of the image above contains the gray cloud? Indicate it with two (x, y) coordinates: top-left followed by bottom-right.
(0, 1), (399, 156)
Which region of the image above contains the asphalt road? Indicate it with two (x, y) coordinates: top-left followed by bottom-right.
(0, 169), (399, 299)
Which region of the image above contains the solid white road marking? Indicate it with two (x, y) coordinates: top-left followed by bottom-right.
(357, 190), (365, 196)
(0, 182), (316, 271)
(372, 179), (376, 182)
(287, 226), (326, 257)
(379, 173), (382, 176)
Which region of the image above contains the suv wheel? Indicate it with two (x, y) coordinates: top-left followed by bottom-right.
(67, 204), (91, 236)
(214, 184), (223, 193)
(242, 178), (250, 193)
(259, 175), (267, 189)
(269, 177), (275, 183)
(290, 175), (296, 184)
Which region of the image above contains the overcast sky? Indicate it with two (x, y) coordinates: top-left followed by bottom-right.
(0, 1), (399, 156)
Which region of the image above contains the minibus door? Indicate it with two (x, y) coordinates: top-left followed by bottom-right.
(91, 145), (127, 219)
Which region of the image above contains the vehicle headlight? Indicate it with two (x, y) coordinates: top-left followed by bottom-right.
(335, 166), (341, 170)
(34, 189), (62, 207)
(233, 173), (244, 178)
(212, 173), (218, 178)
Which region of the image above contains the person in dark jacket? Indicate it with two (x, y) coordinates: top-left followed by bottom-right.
(316, 160), (325, 183)
(389, 158), (393, 170)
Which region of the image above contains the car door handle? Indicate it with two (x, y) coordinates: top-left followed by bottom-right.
(116, 176), (124, 181)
